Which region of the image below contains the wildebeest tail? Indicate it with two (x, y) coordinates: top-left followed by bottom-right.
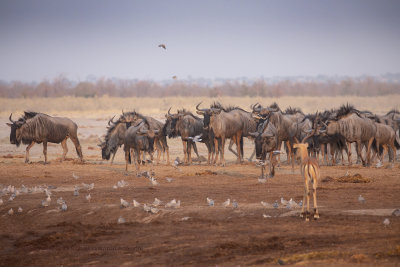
(128, 150), (131, 164)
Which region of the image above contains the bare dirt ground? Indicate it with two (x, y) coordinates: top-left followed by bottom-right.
(1, 117), (400, 266)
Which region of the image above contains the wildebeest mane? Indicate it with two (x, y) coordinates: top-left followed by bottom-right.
(269, 102), (281, 111)
(23, 111), (42, 119)
(284, 106), (304, 115)
(334, 104), (360, 120)
(177, 109), (202, 120)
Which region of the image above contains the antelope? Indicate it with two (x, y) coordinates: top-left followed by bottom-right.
(293, 133), (320, 221)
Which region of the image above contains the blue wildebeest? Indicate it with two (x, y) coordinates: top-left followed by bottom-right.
(124, 120), (158, 172)
(248, 118), (279, 178)
(164, 108), (215, 165)
(6, 112), (83, 163)
(99, 115), (127, 164)
(320, 104), (376, 166)
(119, 111), (169, 164)
(196, 102), (250, 166)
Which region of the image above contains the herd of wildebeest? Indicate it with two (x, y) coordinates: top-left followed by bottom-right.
(5, 102), (400, 220)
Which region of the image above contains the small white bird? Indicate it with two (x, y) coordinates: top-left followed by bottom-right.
(273, 200), (279, 209)
(82, 183), (94, 191)
(223, 198), (230, 207)
(118, 216), (126, 224)
(133, 199), (140, 207)
(57, 197), (64, 205)
(0, 198), (3, 205)
(143, 204), (151, 212)
(46, 195), (51, 203)
(258, 177), (267, 184)
(166, 177), (173, 183)
(261, 201), (271, 208)
(86, 194), (91, 202)
(44, 188), (52, 197)
(188, 134), (202, 142)
(299, 200), (303, 207)
(72, 172), (79, 179)
(207, 197), (214, 206)
(8, 194), (15, 201)
(61, 203), (68, 211)
(289, 198), (299, 208)
(175, 200), (181, 208)
(358, 195), (365, 204)
(263, 214), (272, 218)
(232, 200), (238, 209)
(153, 198), (162, 206)
(120, 198), (129, 208)
(8, 208), (14, 215)
(18, 207), (23, 213)
(113, 185), (118, 189)
(158, 44), (166, 50)
(383, 218), (390, 227)
(150, 207), (159, 214)
(280, 197), (288, 206)
(150, 177), (159, 186)
(73, 189), (79, 196)
(165, 199), (177, 208)
(41, 200), (50, 207)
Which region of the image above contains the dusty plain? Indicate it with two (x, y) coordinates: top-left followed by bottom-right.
(0, 96), (399, 266)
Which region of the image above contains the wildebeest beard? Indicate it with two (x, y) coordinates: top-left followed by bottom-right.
(165, 118), (179, 138)
(9, 125), (20, 146)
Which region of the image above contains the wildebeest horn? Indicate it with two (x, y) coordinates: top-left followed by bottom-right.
(108, 115), (115, 126)
(252, 103), (261, 113)
(9, 113), (15, 123)
(196, 102), (206, 111)
(168, 107), (172, 115)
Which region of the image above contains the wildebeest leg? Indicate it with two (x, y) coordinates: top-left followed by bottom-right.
(228, 139), (238, 157)
(347, 142), (352, 166)
(188, 140), (193, 165)
(134, 148), (140, 172)
(380, 144), (388, 163)
(192, 142), (201, 163)
(366, 138), (374, 166)
(25, 141), (35, 163)
(182, 140), (188, 164)
(60, 138), (68, 162)
(213, 138), (219, 165)
(125, 149), (130, 172)
(161, 136), (170, 164)
(70, 136), (83, 162)
(248, 147), (256, 162)
(356, 141), (366, 166)
(154, 138), (162, 164)
(110, 150), (117, 165)
(42, 141), (48, 164)
(286, 140), (294, 173)
(389, 142), (396, 163)
(220, 136), (226, 166)
(269, 152), (277, 178)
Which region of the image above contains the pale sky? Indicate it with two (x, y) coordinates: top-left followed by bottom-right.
(0, 0), (399, 82)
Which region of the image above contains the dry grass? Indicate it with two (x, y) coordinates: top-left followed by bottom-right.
(1, 95), (399, 118)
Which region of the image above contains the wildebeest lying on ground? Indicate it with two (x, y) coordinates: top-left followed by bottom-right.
(6, 111), (83, 163)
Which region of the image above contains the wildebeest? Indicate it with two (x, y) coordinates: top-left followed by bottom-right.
(248, 119), (279, 178)
(252, 103), (298, 171)
(6, 112), (83, 163)
(124, 120), (158, 172)
(164, 108), (215, 165)
(120, 111), (170, 164)
(320, 104), (376, 166)
(99, 115), (127, 163)
(196, 102), (245, 166)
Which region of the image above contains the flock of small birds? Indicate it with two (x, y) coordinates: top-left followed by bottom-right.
(0, 168), (397, 229)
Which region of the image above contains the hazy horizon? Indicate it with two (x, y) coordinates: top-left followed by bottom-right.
(1, 0), (400, 82)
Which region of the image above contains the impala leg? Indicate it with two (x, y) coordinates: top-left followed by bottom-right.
(25, 141), (35, 163)
(313, 182), (319, 219)
(60, 138), (68, 162)
(306, 183), (311, 222)
(301, 181), (307, 219)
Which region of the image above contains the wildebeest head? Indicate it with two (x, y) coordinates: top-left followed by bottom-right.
(249, 121), (277, 160)
(6, 113), (26, 147)
(196, 102), (213, 128)
(164, 108), (180, 138)
(99, 116), (125, 160)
